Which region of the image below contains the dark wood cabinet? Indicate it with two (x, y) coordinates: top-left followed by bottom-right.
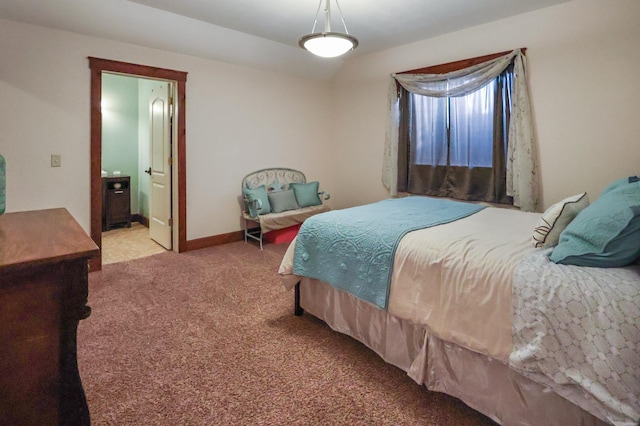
(102, 175), (131, 231)
(0, 208), (99, 425)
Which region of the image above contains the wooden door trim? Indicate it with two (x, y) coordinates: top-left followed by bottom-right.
(88, 57), (188, 271)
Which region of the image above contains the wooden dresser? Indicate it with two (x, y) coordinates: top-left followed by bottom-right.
(0, 208), (99, 425)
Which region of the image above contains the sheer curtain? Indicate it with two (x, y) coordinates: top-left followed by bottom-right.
(383, 49), (539, 212)
(412, 95), (447, 166)
(449, 81), (495, 168)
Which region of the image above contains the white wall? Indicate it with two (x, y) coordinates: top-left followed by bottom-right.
(1, 0), (637, 246)
(329, 0), (640, 210)
(0, 18), (333, 240)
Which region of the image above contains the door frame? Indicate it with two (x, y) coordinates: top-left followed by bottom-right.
(89, 57), (188, 271)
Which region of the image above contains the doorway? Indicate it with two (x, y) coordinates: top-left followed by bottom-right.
(100, 73), (172, 263)
(89, 57), (188, 271)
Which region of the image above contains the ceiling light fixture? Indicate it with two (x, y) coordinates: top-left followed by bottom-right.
(299, 0), (358, 58)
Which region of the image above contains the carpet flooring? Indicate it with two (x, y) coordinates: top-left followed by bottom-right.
(78, 241), (496, 425)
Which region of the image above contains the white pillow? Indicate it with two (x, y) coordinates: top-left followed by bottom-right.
(532, 192), (589, 248)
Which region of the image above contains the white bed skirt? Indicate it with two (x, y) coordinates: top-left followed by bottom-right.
(298, 277), (609, 426)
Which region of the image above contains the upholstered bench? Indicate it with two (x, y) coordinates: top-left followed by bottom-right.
(241, 168), (330, 249)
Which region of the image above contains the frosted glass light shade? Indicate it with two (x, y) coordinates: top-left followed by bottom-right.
(299, 32), (358, 58)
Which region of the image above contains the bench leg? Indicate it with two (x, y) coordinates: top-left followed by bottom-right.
(242, 218), (264, 249)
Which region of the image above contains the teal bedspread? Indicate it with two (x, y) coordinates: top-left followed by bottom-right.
(292, 197), (485, 309)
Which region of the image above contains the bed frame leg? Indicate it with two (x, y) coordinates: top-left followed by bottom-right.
(294, 282), (304, 316)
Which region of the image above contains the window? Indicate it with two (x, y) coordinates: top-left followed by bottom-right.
(396, 57), (514, 205)
(384, 49), (538, 211)
(411, 80), (496, 168)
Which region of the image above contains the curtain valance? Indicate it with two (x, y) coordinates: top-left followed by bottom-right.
(393, 50), (518, 98)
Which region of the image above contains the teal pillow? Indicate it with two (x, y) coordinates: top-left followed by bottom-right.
(243, 185), (271, 217)
(601, 175), (639, 196)
(268, 190), (299, 213)
(549, 181), (640, 267)
(291, 181), (322, 208)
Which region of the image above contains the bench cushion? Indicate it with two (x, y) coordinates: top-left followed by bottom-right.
(243, 204), (330, 233)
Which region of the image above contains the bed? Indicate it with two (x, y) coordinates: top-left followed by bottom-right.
(278, 185), (640, 426)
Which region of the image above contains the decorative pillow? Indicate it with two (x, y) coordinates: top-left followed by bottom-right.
(267, 180), (287, 192)
(532, 192), (589, 248)
(268, 189), (299, 213)
(243, 185), (271, 217)
(600, 175), (640, 196)
(549, 181), (640, 267)
(291, 181), (321, 208)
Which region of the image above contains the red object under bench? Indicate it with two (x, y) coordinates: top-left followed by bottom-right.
(263, 224), (301, 244)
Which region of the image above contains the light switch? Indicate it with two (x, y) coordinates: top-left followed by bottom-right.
(51, 154), (61, 167)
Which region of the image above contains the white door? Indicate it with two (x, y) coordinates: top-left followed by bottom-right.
(148, 82), (172, 249)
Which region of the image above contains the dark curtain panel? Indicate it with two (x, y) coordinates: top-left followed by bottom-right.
(397, 87), (410, 192)
(397, 65), (514, 204)
(491, 64), (514, 204)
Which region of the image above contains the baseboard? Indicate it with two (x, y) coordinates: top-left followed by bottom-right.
(130, 215), (243, 252)
(132, 214), (148, 227)
(184, 230), (244, 252)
